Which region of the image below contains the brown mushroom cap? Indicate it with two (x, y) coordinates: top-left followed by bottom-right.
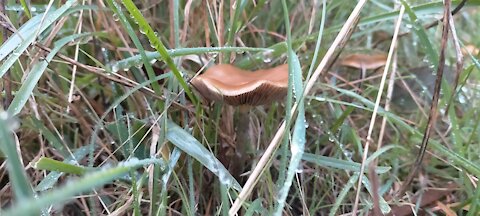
(340, 53), (387, 70)
(191, 64), (289, 106)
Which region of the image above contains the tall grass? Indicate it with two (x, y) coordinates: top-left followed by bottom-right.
(0, 0), (479, 215)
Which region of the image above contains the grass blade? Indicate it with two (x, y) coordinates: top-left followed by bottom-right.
(0, 112), (33, 200)
(2, 158), (164, 216)
(33, 157), (88, 175)
(7, 33), (92, 116)
(0, 0), (77, 78)
(166, 120), (241, 191)
(121, 0), (197, 104)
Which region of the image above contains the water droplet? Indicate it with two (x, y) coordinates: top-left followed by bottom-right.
(113, 13), (119, 21)
(328, 136), (334, 142)
(344, 150), (353, 158)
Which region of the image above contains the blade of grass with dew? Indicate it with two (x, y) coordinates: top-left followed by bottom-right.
(187, 157), (195, 216)
(277, 0), (295, 190)
(220, 183), (230, 216)
(301, 153), (391, 174)
(35, 146), (90, 192)
(33, 157), (89, 175)
(1, 158), (164, 216)
(19, 0), (32, 18)
(275, 49), (305, 215)
(129, 170), (141, 216)
(158, 147), (182, 215)
(329, 173), (359, 216)
(401, 0), (438, 69)
(358, 0), (480, 28)
(121, 0), (197, 104)
(313, 85), (480, 176)
(7, 32), (93, 116)
(0, 0), (77, 78)
(0, 112), (33, 200)
(165, 119), (241, 191)
(360, 173), (391, 214)
(468, 184), (480, 216)
(105, 0), (161, 94)
(365, 145), (404, 165)
(225, 0), (248, 58)
(107, 46), (271, 73)
(326, 87), (480, 176)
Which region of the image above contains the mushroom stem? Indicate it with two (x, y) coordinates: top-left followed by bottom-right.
(235, 105), (252, 168)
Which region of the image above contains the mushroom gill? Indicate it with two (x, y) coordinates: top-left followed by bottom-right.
(191, 64), (289, 105)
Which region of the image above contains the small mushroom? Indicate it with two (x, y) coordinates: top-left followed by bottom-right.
(340, 53), (388, 89)
(191, 63), (289, 178)
(191, 64), (289, 106)
(340, 53), (388, 70)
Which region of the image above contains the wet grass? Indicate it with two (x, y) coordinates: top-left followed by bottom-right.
(0, 0), (480, 215)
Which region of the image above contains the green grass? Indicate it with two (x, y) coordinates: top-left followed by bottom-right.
(0, 0), (480, 215)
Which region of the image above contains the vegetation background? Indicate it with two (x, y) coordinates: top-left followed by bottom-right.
(0, 0), (479, 215)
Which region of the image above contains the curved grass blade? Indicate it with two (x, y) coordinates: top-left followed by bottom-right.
(302, 153), (391, 174)
(2, 158), (164, 216)
(401, 0), (438, 69)
(7, 33), (93, 116)
(121, 0), (197, 104)
(106, 46), (271, 73)
(35, 146), (90, 192)
(0, 112), (33, 200)
(33, 157), (89, 175)
(166, 120), (241, 191)
(105, 0), (161, 94)
(0, 0), (77, 78)
(275, 50), (305, 215)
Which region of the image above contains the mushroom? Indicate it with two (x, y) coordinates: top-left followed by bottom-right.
(340, 53), (388, 70)
(191, 64), (289, 106)
(191, 64), (289, 176)
(340, 53), (387, 89)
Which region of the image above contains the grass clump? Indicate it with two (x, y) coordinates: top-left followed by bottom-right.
(0, 0), (479, 215)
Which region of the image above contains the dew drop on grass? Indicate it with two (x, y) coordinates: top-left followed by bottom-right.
(262, 50), (273, 63)
(344, 150), (353, 158)
(113, 13), (119, 22)
(109, 63), (120, 73)
(328, 136), (334, 142)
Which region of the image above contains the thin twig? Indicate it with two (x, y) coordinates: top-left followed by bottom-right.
(395, 0), (452, 198)
(351, 5), (405, 215)
(444, 4), (464, 115)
